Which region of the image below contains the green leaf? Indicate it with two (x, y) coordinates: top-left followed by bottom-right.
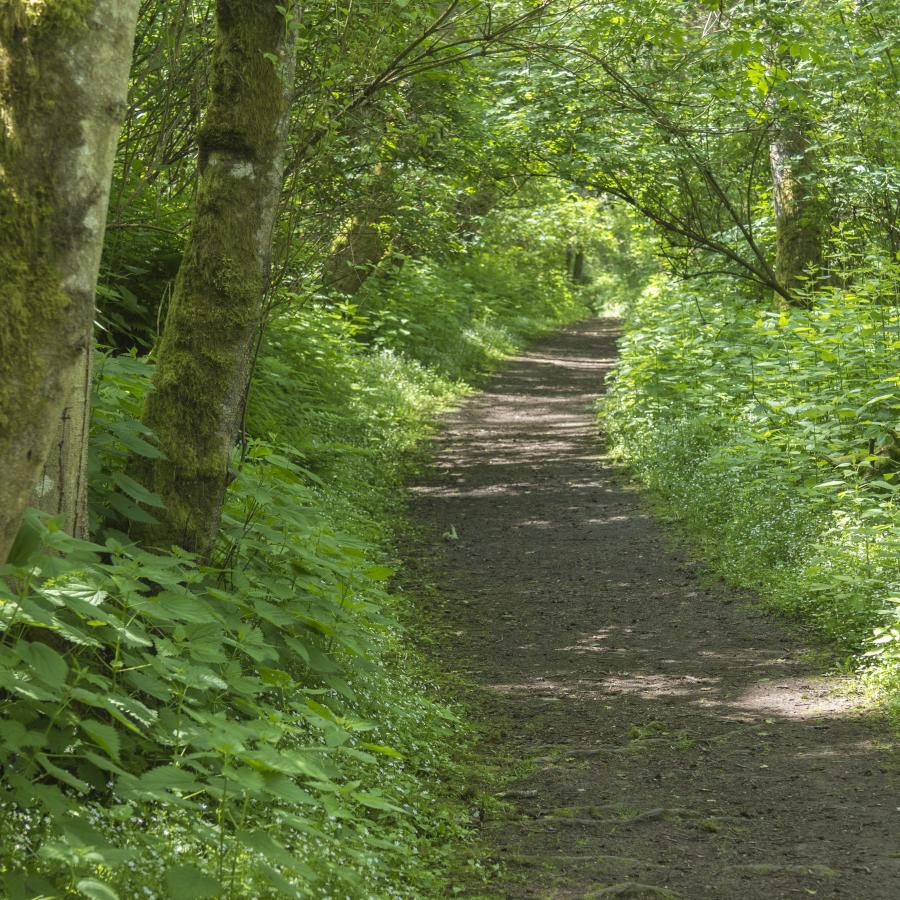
(258, 665), (294, 688)
(359, 741), (405, 759)
(164, 866), (222, 900)
(364, 564), (394, 581)
(0, 718), (45, 753)
(77, 879), (119, 900)
(237, 829), (316, 879)
(80, 719), (121, 760)
(353, 790), (403, 813)
(16, 640), (68, 688)
(35, 754), (90, 793)
(109, 421), (162, 458)
(137, 765), (204, 795)
(108, 492), (159, 524)
(111, 471), (166, 508)
(81, 749), (130, 778)
(79, 687), (159, 734)
(6, 509), (46, 565)
(2, 872), (57, 899)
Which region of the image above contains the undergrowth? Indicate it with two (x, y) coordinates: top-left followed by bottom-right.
(603, 276), (900, 714)
(0, 243), (586, 898)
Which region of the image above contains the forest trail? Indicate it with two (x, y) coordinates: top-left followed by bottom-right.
(408, 319), (900, 899)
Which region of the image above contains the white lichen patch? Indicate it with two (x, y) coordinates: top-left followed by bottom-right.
(35, 474), (55, 498)
(229, 161), (255, 179)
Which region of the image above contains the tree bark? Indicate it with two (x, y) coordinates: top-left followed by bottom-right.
(137, 0), (297, 556)
(769, 119), (824, 301)
(31, 350), (94, 541)
(0, 1), (140, 563)
(571, 248), (586, 283)
(321, 209), (389, 296)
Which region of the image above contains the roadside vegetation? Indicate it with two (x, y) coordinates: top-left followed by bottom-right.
(1, 193), (587, 898)
(1, 0), (897, 896)
(604, 273), (900, 712)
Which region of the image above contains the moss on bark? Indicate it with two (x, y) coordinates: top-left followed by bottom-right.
(137, 0), (296, 555)
(0, 1), (139, 560)
(0, 5), (82, 432)
(770, 121), (825, 303)
(323, 216), (389, 295)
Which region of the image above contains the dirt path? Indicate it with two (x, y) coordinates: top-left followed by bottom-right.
(407, 319), (899, 899)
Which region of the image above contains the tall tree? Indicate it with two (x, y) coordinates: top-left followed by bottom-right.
(138, 0), (298, 555)
(769, 115), (824, 298)
(763, 40), (826, 300)
(0, 0), (140, 562)
(139, 1), (556, 555)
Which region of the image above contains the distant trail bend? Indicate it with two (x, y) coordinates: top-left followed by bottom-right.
(409, 318), (900, 899)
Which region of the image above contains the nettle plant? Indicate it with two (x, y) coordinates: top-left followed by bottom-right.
(604, 272), (900, 704)
(0, 435), (410, 898)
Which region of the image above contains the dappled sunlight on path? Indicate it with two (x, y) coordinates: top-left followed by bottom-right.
(409, 319), (900, 899)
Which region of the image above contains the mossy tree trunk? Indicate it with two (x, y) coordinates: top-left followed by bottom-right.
(0, 0), (140, 563)
(138, 0), (297, 556)
(769, 118), (824, 303)
(321, 159), (395, 297)
(321, 213), (389, 296)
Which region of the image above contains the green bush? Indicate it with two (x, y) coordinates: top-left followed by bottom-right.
(604, 275), (900, 711)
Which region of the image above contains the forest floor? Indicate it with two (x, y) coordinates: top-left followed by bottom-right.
(405, 319), (900, 899)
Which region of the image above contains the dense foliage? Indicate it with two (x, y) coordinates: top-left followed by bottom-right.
(1, 191), (587, 897)
(1, 0), (898, 896)
(605, 274), (900, 709)
(591, 0), (900, 713)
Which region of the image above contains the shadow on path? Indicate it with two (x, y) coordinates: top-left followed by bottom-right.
(408, 319), (899, 899)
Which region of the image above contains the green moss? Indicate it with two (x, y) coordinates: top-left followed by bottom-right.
(0, 6), (82, 434)
(0, 1), (103, 556)
(0, 209), (69, 432)
(138, 0), (293, 554)
(198, 0), (286, 167)
(3, 0), (93, 32)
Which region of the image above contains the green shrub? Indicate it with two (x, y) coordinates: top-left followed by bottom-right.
(604, 276), (900, 711)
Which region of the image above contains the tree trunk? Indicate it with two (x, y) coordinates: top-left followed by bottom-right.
(0, 1), (140, 563)
(571, 248), (586, 283)
(321, 156), (396, 296)
(31, 350), (94, 541)
(769, 120), (824, 301)
(137, 0), (297, 556)
(321, 214), (388, 296)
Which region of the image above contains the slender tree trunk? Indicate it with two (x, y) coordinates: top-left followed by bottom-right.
(0, 1), (140, 563)
(322, 212), (389, 296)
(571, 248), (586, 283)
(137, 0), (297, 556)
(31, 350), (94, 540)
(769, 119), (824, 301)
